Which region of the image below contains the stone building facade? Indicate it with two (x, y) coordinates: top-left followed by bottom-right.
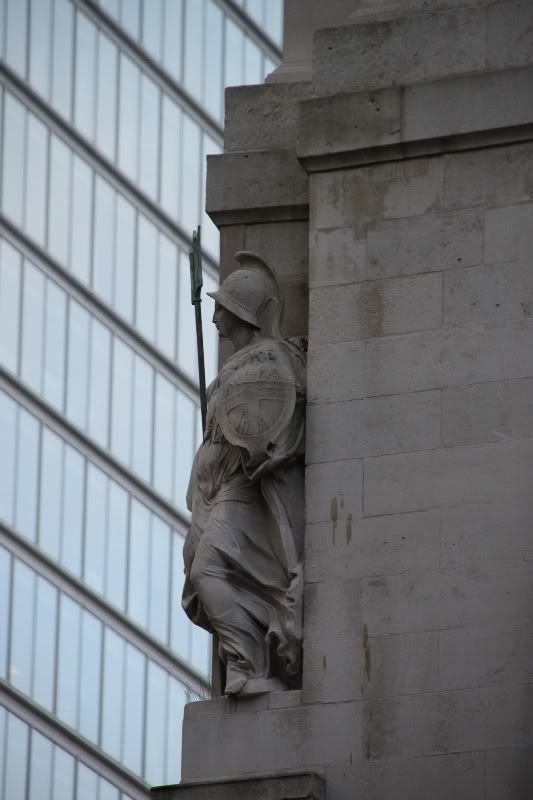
(155, 1), (533, 797)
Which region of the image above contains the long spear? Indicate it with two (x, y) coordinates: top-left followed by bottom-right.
(189, 226), (207, 433)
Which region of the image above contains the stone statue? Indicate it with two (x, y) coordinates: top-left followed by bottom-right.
(182, 251), (306, 696)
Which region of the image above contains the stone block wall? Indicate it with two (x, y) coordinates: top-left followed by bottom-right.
(301, 2), (533, 794)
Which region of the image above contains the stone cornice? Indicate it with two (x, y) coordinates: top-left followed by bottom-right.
(296, 65), (533, 173)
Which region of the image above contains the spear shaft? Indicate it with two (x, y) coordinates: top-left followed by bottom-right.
(189, 227), (207, 433)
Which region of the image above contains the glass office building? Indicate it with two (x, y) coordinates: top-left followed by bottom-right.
(0, 1), (282, 797)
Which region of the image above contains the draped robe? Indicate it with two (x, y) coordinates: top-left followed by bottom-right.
(182, 337), (306, 691)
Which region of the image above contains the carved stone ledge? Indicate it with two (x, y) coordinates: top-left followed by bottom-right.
(151, 772), (325, 800)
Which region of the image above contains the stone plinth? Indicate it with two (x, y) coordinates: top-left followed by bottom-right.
(151, 772), (324, 800)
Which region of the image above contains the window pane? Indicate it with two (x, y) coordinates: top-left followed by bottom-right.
(156, 234), (178, 360)
(101, 627), (124, 760)
(0, 392), (16, 526)
(141, 0), (162, 60)
(5, 0), (27, 76)
(25, 114), (48, 246)
(51, 0), (73, 119)
(264, 0), (283, 47)
(51, 747), (75, 800)
(174, 392), (195, 513)
(88, 318), (111, 448)
(28, 730), (53, 800)
(20, 261), (45, 393)
(111, 339), (133, 464)
(48, 134), (71, 266)
(77, 763), (98, 800)
(202, 270), (218, 384)
(191, 626), (210, 676)
(183, 0), (203, 101)
(56, 595), (80, 727)
(162, 0), (182, 81)
(10, 560), (34, 694)
(61, 445), (84, 576)
(33, 576), (57, 711)
(96, 32), (118, 161)
(0, 238), (22, 373)
(2, 92), (26, 226)
(43, 280), (67, 411)
(149, 517), (171, 644)
(181, 117), (200, 235)
(15, 408), (40, 543)
(153, 375), (175, 499)
(114, 195), (136, 322)
(29, 0), (52, 98)
(0, 546), (11, 679)
(225, 18), (243, 88)
(201, 136), (221, 261)
(120, 0), (140, 39)
(39, 428), (63, 560)
(170, 532), (188, 659)
(166, 677), (185, 783)
(84, 464), (107, 594)
(177, 251), (196, 378)
(100, 779), (120, 800)
(79, 610), (102, 742)
(145, 661), (167, 785)
(205, 1), (223, 121)
(100, 0), (119, 18)
(139, 74), (160, 200)
(66, 300), (90, 430)
(74, 13), (97, 141)
(4, 714), (29, 799)
(70, 155), (93, 286)
(128, 499), (150, 627)
(122, 643), (144, 774)
(118, 54), (139, 182)
(160, 96), (181, 221)
(106, 482), (128, 610)
(244, 36), (262, 84)
(131, 355), (153, 481)
(0, 0), (4, 60)
(93, 175), (115, 304)
(136, 215), (157, 342)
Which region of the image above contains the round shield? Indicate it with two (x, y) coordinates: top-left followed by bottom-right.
(216, 355), (296, 453)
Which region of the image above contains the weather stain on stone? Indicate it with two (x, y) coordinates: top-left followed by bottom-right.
(363, 623), (371, 682)
(346, 513), (353, 545)
(331, 496), (338, 545)
(357, 281), (384, 338)
(323, 654), (327, 671)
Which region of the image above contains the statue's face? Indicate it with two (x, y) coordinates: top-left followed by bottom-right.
(213, 302), (240, 340)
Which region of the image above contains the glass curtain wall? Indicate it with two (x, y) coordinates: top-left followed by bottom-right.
(0, 0), (282, 796)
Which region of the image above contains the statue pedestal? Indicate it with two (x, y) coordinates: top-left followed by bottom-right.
(151, 772), (324, 800)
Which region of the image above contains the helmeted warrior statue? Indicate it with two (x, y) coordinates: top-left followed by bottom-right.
(182, 251), (306, 696)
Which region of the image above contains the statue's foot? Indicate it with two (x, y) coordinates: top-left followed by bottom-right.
(225, 670), (286, 697)
(239, 677), (285, 696)
(224, 665), (248, 696)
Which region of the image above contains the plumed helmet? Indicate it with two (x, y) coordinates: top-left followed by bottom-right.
(207, 251), (283, 335)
